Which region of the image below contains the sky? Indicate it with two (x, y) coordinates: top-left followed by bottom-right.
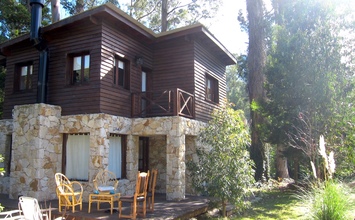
(207, 0), (248, 55)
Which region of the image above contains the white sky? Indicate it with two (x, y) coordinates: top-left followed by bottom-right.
(207, 0), (248, 55)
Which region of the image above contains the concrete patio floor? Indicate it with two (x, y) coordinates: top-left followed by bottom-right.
(0, 193), (210, 220)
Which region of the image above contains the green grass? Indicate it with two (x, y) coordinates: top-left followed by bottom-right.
(234, 182), (355, 220)
(236, 190), (307, 220)
(197, 181), (355, 219)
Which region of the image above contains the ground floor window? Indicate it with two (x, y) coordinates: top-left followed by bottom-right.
(108, 134), (126, 179)
(63, 133), (90, 181)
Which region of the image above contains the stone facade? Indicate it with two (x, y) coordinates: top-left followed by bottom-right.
(0, 104), (206, 202)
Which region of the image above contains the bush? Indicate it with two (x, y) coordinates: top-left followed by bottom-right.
(297, 180), (350, 220)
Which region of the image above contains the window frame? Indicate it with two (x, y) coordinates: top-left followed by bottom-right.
(14, 62), (33, 91)
(205, 74), (219, 103)
(67, 52), (90, 85)
(113, 56), (130, 89)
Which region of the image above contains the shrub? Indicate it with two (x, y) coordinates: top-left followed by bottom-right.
(297, 180), (350, 220)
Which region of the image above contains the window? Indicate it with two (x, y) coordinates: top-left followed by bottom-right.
(114, 57), (129, 89)
(69, 53), (90, 85)
(62, 133), (90, 181)
(108, 134), (127, 179)
(205, 74), (219, 103)
(15, 63), (33, 91)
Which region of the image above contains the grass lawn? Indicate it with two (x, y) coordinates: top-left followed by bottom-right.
(233, 181), (355, 220)
(236, 190), (307, 220)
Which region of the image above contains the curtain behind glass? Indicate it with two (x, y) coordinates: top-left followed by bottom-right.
(66, 134), (89, 180)
(108, 136), (122, 178)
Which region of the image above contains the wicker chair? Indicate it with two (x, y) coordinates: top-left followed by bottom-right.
(119, 171), (150, 219)
(54, 173), (83, 213)
(147, 169), (158, 211)
(93, 170), (119, 193)
(89, 170), (120, 214)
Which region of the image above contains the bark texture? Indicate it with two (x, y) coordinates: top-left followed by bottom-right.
(246, 0), (267, 181)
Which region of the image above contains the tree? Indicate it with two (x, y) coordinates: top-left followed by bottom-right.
(60, 0), (120, 15)
(126, 0), (222, 32)
(264, 0), (352, 179)
(187, 106), (254, 217)
(226, 55), (250, 120)
(0, 0), (31, 41)
(246, 0), (268, 181)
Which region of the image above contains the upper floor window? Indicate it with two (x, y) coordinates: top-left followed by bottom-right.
(15, 63), (33, 91)
(114, 57), (130, 89)
(69, 53), (90, 85)
(205, 74), (219, 103)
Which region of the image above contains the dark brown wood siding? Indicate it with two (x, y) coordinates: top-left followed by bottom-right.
(3, 20), (104, 118)
(194, 40), (227, 122)
(45, 20), (102, 116)
(3, 43), (39, 119)
(99, 21), (153, 117)
(153, 37), (194, 99)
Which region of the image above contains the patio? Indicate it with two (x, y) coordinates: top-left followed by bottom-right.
(0, 193), (209, 220)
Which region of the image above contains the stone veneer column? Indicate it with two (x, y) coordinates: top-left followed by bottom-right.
(166, 132), (185, 200)
(10, 104), (61, 200)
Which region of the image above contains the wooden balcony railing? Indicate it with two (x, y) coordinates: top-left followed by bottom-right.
(131, 88), (195, 118)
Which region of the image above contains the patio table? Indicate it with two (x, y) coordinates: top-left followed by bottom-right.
(88, 192), (120, 214)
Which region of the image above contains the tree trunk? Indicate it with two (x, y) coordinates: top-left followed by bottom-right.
(51, 0), (60, 23)
(246, 0), (267, 181)
(161, 0), (168, 32)
(275, 143), (289, 179)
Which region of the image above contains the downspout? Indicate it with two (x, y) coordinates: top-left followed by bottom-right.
(30, 0), (48, 103)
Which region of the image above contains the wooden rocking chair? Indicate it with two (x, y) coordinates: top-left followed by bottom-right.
(118, 171), (150, 219)
(54, 173), (83, 213)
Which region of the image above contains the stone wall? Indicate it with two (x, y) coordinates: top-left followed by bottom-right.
(0, 104), (206, 201)
(10, 104), (62, 200)
(149, 135), (167, 193)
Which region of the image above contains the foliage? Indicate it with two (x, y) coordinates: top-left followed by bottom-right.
(124, 0), (222, 33)
(296, 180), (350, 220)
(60, 0), (120, 15)
(226, 56), (250, 120)
(187, 105), (254, 216)
(0, 67), (6, 119)
(263, 0), (354, 179)
(0, 0), (51, 42)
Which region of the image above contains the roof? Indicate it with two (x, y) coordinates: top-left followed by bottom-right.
(0, 3), (236, 65)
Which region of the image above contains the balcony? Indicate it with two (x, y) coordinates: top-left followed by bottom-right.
(131, 88), (195, 118)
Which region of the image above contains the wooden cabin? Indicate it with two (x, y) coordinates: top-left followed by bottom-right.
(0, 3), (236, 201)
